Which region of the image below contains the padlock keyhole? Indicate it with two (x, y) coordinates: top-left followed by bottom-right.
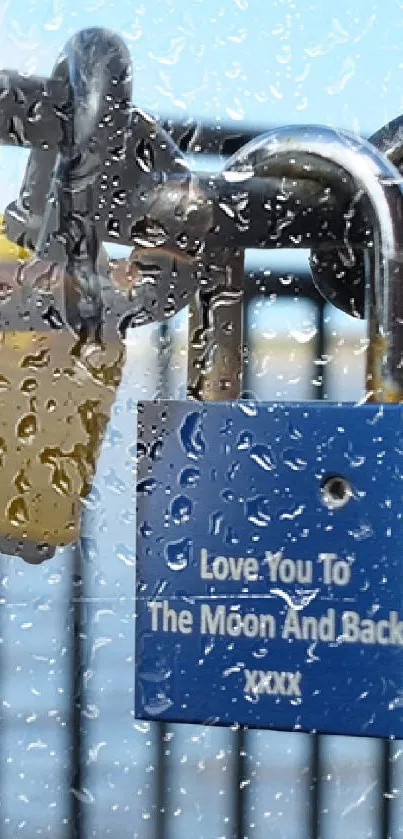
(320, 475), (352, 510)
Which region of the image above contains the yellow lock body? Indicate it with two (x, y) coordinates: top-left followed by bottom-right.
(0, 218), (126, 561)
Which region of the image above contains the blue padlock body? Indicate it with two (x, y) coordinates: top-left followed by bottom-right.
(135, 400), (403, 738)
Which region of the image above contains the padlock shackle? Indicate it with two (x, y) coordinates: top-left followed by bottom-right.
(221, 125), (401, 255)
(310, 115), (403, 320)
(220, 125), (403, 399)
(201, 170), (371, 252)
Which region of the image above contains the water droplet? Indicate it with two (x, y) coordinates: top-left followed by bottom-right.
(71, 787), (95, 804)
(150, 439), (164, 461)
(52, 465), (72, 496)
(348, 523), (374, 541)
(82, 484), (102, 511)
(154, 577), (168, 597)
(225, 526), (240, 545)
(0, 374), (11, 391)
(288, 423), (303, 441)
(290, 323), (317, 343)
(137, 478), (158, 496)
(7, 496), (29, 526)
(179, 467), (200, 488)
(139, 518), (152, 538)
(20, 377), (37, 395)
(270, 587), (319, 610)
(14, 469), (30, 493)
(179, 412), (206, 460)
(171, 495), (192, 524)
(104, 469), (126, 495)
(237, 431), (253, 450)
(21, 348), (50, 369)
(227, 460), (241, 481)
(115, 542), (136, 566)
(279, 504), (305, 521)
(0, 437), (7, 466)
(0, 282), (12, 303)
(250, 444), (276, 471)
(144, 696), (173, 716)
(246, 495), (271, 526)
(209, 511), (223, 536)
(345, 445), (365, 468)
(164, 537), (192, 571)
(135, 139), (155, 173)
(16, 413), (37, 443)
(238, 401), (258, 417)
(282, 449), (307, 471)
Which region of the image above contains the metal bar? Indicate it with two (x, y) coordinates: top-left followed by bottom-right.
(311, 302), (326, 401)
(308, 302), (327, 839)
(0, 559), (5, 838)
(233, 727), (247, 839)
(154, 323), (174, 839)
(187, 250), (246, 838)
(156, 322), (174, 400)
(162, 117), (373, 157)
(69, 542), (86, 839)
(364, 220), (396, 839)
(187, 251), (244, 400)
(309, 735), (321, 839)
(380, 739), (393, 839)
(155, 721), (168, 839)
(162, 118), (265, 156)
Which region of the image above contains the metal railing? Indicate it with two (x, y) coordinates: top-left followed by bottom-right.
(0, 118), (399, 839)
(68, 262), (395, 839)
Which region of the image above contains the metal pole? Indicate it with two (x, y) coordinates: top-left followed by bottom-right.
(155, 721), (168, 839)
(307, 301), (327, 839)
(154, 321), (173, 839)
(362, 249), (395, 839)
(187, 251), (244, 401)
(380, 739), (393, 839)
(69, 541), (86, 839)
(188, 250), (245, 838)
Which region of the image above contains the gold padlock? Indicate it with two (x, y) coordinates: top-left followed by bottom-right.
(0, 217), (127, 563)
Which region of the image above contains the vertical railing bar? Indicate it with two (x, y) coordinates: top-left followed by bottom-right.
(187, 250), (245, 839)
(241, 292), (252, 399)
(309, 734), (321, 839)
(308, 301), (326, 839)
(154, 320), (174, 839)
(365, 206), (396, 839)
(233, 271), (253, 839)
(156, 322), (173, 401)
(155, 720), (168, 839)
(312, 301), (326, 401)
(0, 559), (5, 839)
(381, 739), (392, 839)
(242, 288), (327, 839)
(69, 542), (86, 839)
(233, 726), (247, 839)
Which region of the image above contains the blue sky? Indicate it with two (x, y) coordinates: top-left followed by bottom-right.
(0, 0), (402, 302)
(0, 1), (402, 196)
(0, 0), (402, 131)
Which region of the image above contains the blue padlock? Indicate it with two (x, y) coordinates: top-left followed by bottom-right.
(135, 126), (403, 738)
